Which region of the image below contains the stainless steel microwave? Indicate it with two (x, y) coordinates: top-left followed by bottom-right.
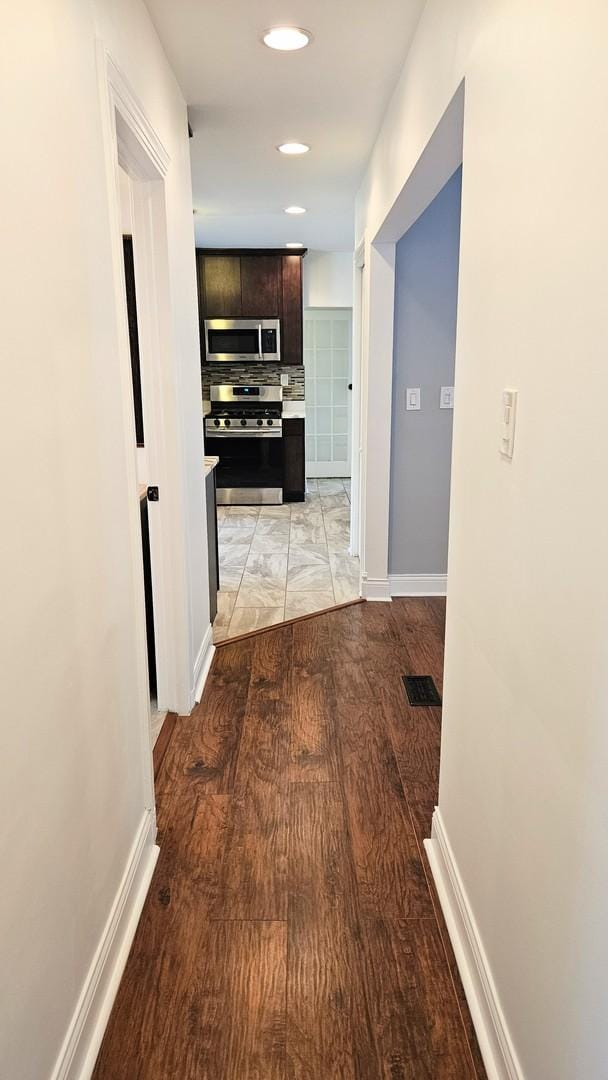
(204, 318), (281, 362)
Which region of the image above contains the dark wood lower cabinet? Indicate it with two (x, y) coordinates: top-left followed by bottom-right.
(206, 469), (220, 622)
(283, 418), (305, 502)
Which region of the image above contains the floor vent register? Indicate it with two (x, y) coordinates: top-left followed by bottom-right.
(402, 675), (442, 707)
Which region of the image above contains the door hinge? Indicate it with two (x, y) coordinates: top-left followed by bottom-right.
(147, 486), (159, 502)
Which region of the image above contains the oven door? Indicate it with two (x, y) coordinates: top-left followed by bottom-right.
(204, 319), (280, 362)
(205, 431), (283, 504)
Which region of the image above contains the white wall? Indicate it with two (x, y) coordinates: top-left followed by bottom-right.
(303, 251), (353, 308)
(0, 2), (207, 1078)
(357, 1), (608, 1077)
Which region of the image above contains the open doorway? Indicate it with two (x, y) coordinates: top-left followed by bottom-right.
(211, 303), (361, 642)
(357, 82), (464, 602)
(388, 167), (462, 597)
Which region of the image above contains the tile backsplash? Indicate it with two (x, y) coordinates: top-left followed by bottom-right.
(201, 363), (305, 401)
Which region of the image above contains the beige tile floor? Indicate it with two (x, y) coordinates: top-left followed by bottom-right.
(213, 478), (360, 642)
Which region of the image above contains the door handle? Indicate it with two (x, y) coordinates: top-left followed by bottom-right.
(258, 325), (263, 358)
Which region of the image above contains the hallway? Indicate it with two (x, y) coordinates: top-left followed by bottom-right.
(93, 600), (485, 1078)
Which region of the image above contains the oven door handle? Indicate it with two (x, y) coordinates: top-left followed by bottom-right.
(258, 324), (263, 358)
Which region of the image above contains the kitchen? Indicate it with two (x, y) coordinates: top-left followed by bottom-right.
(199, 248), (359, 640)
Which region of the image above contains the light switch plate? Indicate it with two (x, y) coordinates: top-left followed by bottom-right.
(500, 389), (517, 459)
(406, 388), (421, 410)
(440, 386), (454, 409)
(280, 373), (289, 387)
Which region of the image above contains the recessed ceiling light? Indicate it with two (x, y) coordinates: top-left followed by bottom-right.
(286, 242), (304, 248)
(263, 26), (312, 51)
(277, 142), (310, 155)
(284, 206), (306, 215)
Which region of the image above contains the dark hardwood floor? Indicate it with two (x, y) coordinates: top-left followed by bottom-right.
(93, 599), (487, 1080)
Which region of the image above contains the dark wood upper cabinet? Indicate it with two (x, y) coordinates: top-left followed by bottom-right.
(197, 248), (306, 364)
(201, 255), (242, 316)
(241, 256), (280, 317)
(280, 255), (303, 366)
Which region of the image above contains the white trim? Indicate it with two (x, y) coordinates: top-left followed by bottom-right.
(192, 623), (215, 705)
(424, 811), (525, 1080)
(349, 256), (363, 558)
(104, 53), (170, 179)
(307, 464), (352, 479)
(361, 575), (392, 601)
(51, 812), (159, 1080)
(360, 242), (396, 586)
(389, 573), (447, 596)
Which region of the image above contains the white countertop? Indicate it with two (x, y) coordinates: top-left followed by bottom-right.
(282, 402), (306, 419)
(204, 455), (219, 477)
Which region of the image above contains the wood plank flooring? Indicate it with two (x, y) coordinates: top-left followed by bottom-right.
(93, 598), (487, 1080)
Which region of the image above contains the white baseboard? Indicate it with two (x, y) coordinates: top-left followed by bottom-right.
(361, 575), (392, 601)
(424, 811), (524, 1080)
(306, 466), (352, 478)
(192, 623), (215, 706)
(389, 573), (447, 596)
(51, 810), (159, 1080)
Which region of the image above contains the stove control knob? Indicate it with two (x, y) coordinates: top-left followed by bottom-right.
(240, 418), (247, 427)
(257, 418), (263, 426)
(224, 418), (231, 427)
(213, 418), (220, 428)
(267, 418), (273, 426)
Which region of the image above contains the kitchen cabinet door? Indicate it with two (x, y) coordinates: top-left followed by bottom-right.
(283, 417), (305, 501)
(202, 256), (242, 316)
(280, 255), (303, 364)
(241, 256), (280, 317)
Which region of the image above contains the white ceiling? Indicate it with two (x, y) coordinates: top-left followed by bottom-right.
(144, 0), (425, 251)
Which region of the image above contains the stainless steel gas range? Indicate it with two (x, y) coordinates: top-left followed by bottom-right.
(204, 384), (284, 505)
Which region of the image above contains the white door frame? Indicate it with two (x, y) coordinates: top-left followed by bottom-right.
(350, 242), (365, 559)
(97, 47), (190, 799)
(357, 84), (464, 601)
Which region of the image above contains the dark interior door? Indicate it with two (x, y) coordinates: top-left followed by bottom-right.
(122, 236), (144, 446)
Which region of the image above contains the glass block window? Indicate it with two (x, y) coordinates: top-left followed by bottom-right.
(303, 308), (352, 477)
